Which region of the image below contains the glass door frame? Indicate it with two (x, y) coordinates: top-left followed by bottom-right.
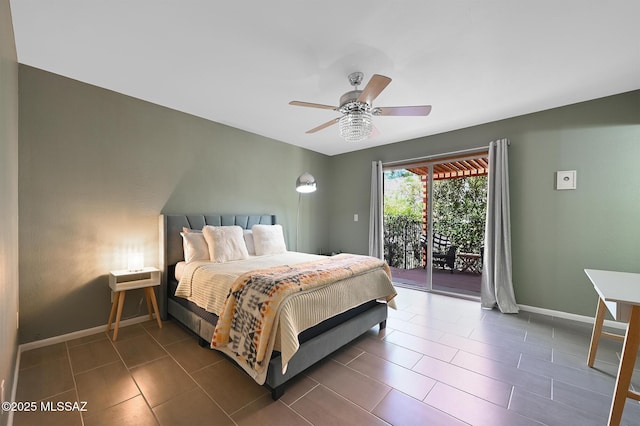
(425, 163), (434, 291)
(382, 148), (489, 295)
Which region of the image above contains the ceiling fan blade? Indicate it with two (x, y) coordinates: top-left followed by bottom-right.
(289, 101), (337, 110)
(377, 105), (432, 116)
(306, 118), (339, 134)
(357, 74), (392, 104)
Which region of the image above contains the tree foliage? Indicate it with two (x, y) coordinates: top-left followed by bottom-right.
(383, 171), (422, 220)
(432, 176), (487, 253)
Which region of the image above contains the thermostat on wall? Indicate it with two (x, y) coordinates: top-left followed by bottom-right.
(556, 170), (577, 190)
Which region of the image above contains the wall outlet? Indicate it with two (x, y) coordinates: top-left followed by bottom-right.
(354, 214), (359, 222)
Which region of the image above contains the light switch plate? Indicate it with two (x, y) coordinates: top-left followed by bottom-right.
(556, 170), (576, 190)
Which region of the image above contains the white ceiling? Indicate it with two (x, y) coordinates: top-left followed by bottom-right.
(10, 1), (640, 156)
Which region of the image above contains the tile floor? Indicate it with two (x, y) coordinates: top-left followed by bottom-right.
(13, 287), (640, 425)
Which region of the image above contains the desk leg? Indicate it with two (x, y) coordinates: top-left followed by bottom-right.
(106, 291), (120, 333)
(148, 287), (162, 329)
(609, 305), (640, 426)
(588, 298), (607, 367)
(144, 288), (153, 321)
(112, 290), (126, 341)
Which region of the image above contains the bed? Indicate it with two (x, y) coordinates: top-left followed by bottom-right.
(158, 214), (396, 399)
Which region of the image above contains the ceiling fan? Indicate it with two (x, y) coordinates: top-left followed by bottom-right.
(289, 72), (432, 142)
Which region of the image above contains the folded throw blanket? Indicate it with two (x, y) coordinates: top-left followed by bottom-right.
(211, 254), (392, 373)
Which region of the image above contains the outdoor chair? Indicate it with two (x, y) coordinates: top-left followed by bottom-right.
(421, 233), (457, 273)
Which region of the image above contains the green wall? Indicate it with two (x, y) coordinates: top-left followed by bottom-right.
(0, 0), (19, 423)
(329, 90), (640, 317)
(18, 66), (330, 343)
(16, 60), (640, 343)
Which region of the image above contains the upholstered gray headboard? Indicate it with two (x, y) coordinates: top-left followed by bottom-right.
(158, 214), (277, 319)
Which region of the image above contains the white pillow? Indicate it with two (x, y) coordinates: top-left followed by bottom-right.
(243, 229), (256, 255)
(252, 224), (287, 256)
(180, 232), (209, 263)
(202, 225), (249, 263)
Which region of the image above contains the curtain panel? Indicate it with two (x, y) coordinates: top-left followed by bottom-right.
(481, 139), (519, 313)
(369, 160), (384, 259)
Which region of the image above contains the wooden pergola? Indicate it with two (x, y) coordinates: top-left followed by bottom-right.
(406, 156), (489, 181)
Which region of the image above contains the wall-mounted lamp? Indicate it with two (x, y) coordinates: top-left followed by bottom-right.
(296, 172), (317, 251)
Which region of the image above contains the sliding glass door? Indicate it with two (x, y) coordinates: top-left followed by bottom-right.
(383, 151), (488, 298)
(430, 172), (487, 297)
(383, 169), (425, 289)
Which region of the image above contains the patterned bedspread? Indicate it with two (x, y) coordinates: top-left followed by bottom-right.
(210, 254), (396, 383)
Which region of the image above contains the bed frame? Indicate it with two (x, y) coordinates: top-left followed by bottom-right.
(158, 214), (388, 399)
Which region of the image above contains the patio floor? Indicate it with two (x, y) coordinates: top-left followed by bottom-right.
(389, 266), (481, 297)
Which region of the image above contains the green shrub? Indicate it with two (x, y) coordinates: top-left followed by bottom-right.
(432, 176), (487, 253)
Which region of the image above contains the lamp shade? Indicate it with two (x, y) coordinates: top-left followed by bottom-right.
(127, 252), (144, 272)
(339, 111), (373, 142)
(296, 172), (317, 193)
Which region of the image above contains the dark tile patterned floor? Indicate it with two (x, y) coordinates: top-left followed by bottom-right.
(13, 287), (640, 425)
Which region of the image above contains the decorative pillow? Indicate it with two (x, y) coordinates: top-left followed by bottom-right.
(180, 231), (209, 263)
(202, 225), (249, 263)
(243, 229), (256, 255)
(252, 224), (287, 256)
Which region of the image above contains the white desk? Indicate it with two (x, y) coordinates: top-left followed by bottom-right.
(585, 269), (640, 426)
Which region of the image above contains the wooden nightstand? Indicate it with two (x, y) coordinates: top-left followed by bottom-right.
(107, 267), (162, 341)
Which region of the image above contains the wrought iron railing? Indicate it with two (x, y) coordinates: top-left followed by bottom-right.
(384, 215), (422, 269)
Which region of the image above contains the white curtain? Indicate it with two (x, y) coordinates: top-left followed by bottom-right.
(369, 160), (384, 259)
(481, 139), (519, 313)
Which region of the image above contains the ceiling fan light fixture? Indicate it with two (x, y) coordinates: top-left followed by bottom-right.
(290, 72), (431, 141)
(339, 110), (373, 142)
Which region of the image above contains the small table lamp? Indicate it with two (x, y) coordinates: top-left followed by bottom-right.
(127, 252), (144, 272)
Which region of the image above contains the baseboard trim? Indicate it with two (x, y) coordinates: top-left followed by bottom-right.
(8, 350), (19, 426)
(18, 314), (152, 352)
(518, 304), (626, 331)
